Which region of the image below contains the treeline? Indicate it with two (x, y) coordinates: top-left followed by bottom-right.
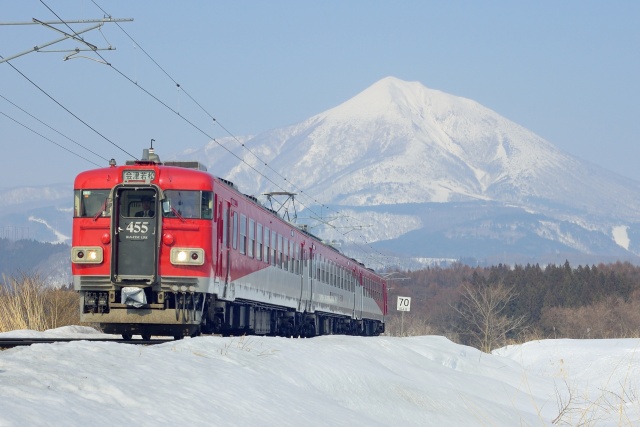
(0, 238), (69, 280)
(386, 261), (640, 350)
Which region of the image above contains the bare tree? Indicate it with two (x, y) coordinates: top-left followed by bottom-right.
(453, 282), (527, 352)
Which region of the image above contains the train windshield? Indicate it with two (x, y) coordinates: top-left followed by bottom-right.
(74, 189), (111, 218)
(163, 190), (213, 219)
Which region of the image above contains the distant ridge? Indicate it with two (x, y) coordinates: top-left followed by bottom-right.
(5, 77), (640, 267)
(176, 77), (640, 218)
(168, 77), (640, 264)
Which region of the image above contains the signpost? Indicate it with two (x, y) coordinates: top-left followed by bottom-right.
(397, 296), (411, 336)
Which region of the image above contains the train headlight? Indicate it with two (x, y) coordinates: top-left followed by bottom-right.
(71, 247), (103, 264)
(170, 247), (204, 266)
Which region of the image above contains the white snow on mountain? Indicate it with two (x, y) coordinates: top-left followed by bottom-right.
(612, 225), (631, 250)
(307, 209), (422, 243)
(4, 77), (638, 267)
(177, 77), (640, 217)
(1, 184), (69, 206)
(28, 216), (70, 244)
(166, 77), (640, 263)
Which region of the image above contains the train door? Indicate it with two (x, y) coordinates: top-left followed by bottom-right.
(353, 270), (363, 320)
(219, 200), (232, 285)
(111, 187), (159, 284)
(299, 244), (311, 312)
(215, 197), (224, 279)
(217, 199), (235, 301)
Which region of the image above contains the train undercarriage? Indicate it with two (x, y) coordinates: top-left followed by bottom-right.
(81, 289), (384, 340)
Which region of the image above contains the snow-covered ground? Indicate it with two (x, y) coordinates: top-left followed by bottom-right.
(0, 327), (638, 426)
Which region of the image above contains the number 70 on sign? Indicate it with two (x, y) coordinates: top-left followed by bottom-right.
(397, 296), (411, 312)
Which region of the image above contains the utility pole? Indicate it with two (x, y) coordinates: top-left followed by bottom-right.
(0, 17), (133, 64)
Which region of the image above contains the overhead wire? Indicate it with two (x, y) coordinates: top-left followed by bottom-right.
(96, 0), (389, 268)
(0, 110), (102, 167)
(0, 93), (111, 163)
(44, 0), (390, 268)
(0, 52), (137, 160)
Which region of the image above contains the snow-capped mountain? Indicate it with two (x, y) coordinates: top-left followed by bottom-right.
(172, 77), (640, 266)
(0, 183), (71, 244)
(180, 78), (638, 213)
(6, 77), (640, 268)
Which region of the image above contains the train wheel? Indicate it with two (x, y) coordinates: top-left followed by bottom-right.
(122, 333), (133, 340)
(141, 334), (151, 341)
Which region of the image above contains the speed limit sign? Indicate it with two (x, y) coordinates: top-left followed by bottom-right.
(397, 296), (411, 312)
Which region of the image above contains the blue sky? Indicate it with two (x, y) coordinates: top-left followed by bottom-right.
(1, 0), (639, 186)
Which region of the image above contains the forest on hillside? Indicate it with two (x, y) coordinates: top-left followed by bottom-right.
(0, 238), (69, 280)
(385, 261), (640, 351)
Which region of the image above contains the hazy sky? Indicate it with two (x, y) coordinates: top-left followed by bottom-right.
(1, 1), (639, 187)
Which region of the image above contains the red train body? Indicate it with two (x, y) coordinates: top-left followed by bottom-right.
(72, 149), (387, 339)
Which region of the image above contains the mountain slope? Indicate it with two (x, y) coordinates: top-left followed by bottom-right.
(180, 77), (640, 222)
(170, 77), (640, 264)
(5, 77), (639, 271)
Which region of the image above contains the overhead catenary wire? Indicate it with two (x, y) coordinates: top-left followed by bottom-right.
(0, 110), (102, 167)
(0, 93), (111, 164)
(93, 0), (389, 268)
(42, 0), (391, 269)
(0, 52), (137, 161)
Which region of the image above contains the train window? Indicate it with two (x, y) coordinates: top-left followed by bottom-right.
(277, 234), (283, 269)
(264, 226), (270, 263)
(202, 192), (213, 219)
(248, 219), (255, 258)
(324, 259), (328, 283)
(232, 212), (238, 250)
(256, 223), (263, 261)
(75, 189), (111, 218)
(289, 242), (293, 272)
(222, 206), (228, 247)
(239, 214), (247, 255)
(295, 244), (300, 275)
(163, 190), (212, 219)
(331, 263), (335, 287)
(332, 263), (336, 287)
(325, 260), (329, 284)
(283, 238), (289, 271)
(117, 190), (156, 218)
(271, 230), (277, 266)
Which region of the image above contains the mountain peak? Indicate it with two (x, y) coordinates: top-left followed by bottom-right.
(322, 76), (444, 122)
(175, 76), (640, 219)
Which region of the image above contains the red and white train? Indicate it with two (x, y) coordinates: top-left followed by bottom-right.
(71, 148), (387, 339)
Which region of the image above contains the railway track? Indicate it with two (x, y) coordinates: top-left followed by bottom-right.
(0, 337), (174, 349)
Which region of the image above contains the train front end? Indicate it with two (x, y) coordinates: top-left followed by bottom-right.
(71, 152), (214, 339)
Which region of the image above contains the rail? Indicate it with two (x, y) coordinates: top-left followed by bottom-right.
(0, 337), (173, 349)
